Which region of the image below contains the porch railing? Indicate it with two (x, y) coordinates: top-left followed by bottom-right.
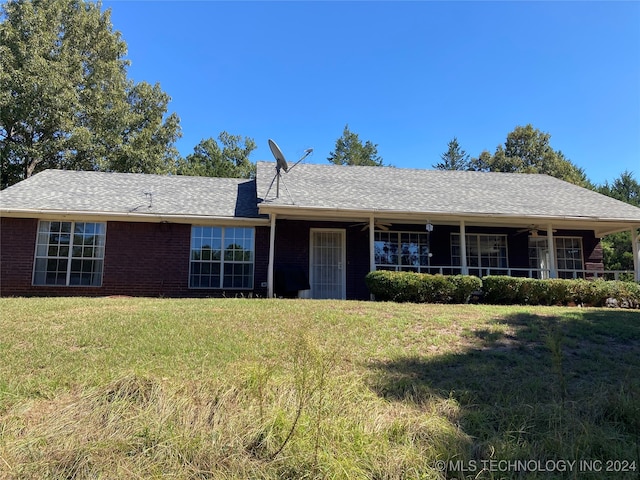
(377, 265), (636, 281)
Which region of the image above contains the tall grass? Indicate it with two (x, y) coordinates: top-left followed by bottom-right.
(1, 298), (639, 479)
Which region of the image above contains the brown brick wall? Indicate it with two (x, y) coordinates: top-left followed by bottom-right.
(253, 226), (270, 297)
(0, 217), (267, 298)
(1, 217), (38, 296)
(0, 216), (608, 298)
(102, 221), (191, 296)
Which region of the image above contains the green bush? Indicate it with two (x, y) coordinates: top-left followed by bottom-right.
(483, 276), (573, 306)
(545, 279), (571, 306)
(518, 278), (548, 305)
(364, 271), (420, 302)
(366, 272), (639, 308)
(482, 275), (639, 307)
(448, 275), (483, 303)
(570, 279), (603, 306)
(481, 276), (522, 305)
(570, 279), (640, 307)
(365, 271), (481, 304)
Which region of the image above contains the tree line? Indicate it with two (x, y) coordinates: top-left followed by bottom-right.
(433, 131), (639, 274)
(1, 0), (637, 271)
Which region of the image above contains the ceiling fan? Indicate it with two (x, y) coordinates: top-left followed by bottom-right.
(351, 221), (392, 231)
(516, 225), (556, 237)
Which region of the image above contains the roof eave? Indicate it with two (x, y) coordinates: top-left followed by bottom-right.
(0, 208), (270, 225)
(257, 204), (640, 233)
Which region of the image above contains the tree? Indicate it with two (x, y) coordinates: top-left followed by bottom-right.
(468, 125), (589, 186)
(327, 124), (383, 166)
(433, 137), (469, 170)
(176, 132), (256, 179)
(596, 171), (640, 273)
(0, 0), (181, 189)
(597, 170), (640, 207)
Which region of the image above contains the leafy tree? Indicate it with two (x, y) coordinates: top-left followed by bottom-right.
(176, 132), (256, 179)
(327, 124), (383, 166)
(468, 125), (589, 186)
(597, 170), (640, 207)
(596, 171), (640, 273)
(433, 137), (469, 170)
(0, 0), (181, 189)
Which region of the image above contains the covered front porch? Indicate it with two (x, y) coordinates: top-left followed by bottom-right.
(264, 211), (640, 300)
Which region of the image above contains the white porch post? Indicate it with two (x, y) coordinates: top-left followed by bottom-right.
(267, 213), (277, 298)
(369, 215), (376, 300)
(369, 216), (375, 272)
(632, 226), (640, 282)
(459, 220), (468, 275)
(547, 224), (557, 278)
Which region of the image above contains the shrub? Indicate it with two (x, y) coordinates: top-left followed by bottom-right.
(367, 272), (640, 308)
(448, 275), (483, 303)
(518, 278), (548, 305)
(570, 279), (602, 306)
(418, 273), (454, 303)
(364, 271), (421, 302)
(481, 276), (522, 305)
(482, 276), (639, 307)
(365, 271), (481, 304)
(570, 279), (640, 308)
(545, 279), (571, 306)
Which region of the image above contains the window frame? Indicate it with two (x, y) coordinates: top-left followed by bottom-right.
(451, 233), (509, 274)
(189, 226), (255, 289)
(528, 236), (584, 279)
(32, 220), (106, 287)
(374, 230), (431, 272)
(554, 237), (584, 274)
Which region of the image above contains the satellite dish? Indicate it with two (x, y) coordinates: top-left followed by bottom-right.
(268, 139), (288, 172)
(265, 139), (313, 200)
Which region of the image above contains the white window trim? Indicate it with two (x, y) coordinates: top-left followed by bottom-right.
(451, 233), (509, 272)
(553, 236), (584, 273)
(374, 230), (432, 272)
(32, 220), (106, 287)
(189, 226), (255, 290)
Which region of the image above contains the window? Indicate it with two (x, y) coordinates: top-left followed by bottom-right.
(451, 234), (508, 275)
(189, 226), (254, 289)
(374, 231), (431, 271)
(555, 237), (584, 275)
(529, 237), (584, 278)
(529, 237), (583, 279)
(33, 221), (106, 286)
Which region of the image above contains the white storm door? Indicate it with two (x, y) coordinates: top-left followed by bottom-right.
(309, 229), (346, 299)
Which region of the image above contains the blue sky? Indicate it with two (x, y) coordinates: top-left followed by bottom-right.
(102, 1), (639, 185)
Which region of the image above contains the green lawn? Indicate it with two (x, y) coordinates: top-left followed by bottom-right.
(1, 297), (639, 479)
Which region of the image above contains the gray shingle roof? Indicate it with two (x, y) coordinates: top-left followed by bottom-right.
(256, 161), (640, 222)
(2, 166), (640, 227)
(0, 170), (261, 219)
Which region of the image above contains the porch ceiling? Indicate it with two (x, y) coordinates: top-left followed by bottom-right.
(257, 205), (639, 237)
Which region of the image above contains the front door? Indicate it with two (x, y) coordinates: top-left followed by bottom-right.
(309, 229), (346, 299)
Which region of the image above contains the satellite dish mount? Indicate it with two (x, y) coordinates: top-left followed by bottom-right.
(265, 139), (312, 200)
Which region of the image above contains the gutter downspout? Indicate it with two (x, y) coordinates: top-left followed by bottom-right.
(267, 213), (277, 298)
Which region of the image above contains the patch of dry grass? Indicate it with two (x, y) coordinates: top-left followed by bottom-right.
(1, 298), (639, 479)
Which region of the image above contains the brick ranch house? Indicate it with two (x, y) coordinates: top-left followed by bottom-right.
(1, 162), (639, 299)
